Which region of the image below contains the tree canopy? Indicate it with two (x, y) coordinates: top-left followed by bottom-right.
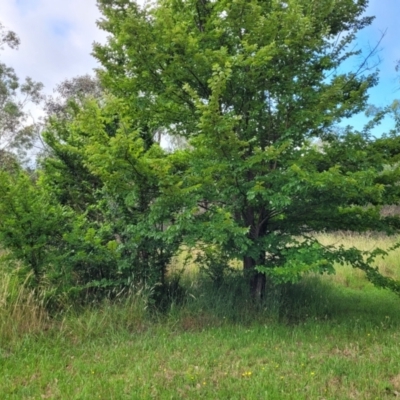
(0, 0), (400, 304)
(91, 0), (400, 296)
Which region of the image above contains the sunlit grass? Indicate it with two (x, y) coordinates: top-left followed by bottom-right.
(171, 232), (400, 289)
(315, 232), (400, 288)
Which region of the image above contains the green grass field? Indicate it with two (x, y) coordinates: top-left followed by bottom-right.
(1, 233), (400, 399)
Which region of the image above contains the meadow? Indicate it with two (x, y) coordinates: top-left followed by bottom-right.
(1, 232), (400, 399)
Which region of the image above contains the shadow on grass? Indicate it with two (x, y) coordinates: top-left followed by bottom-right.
(2, 269), (398, 343)
(174, 272), (400, 330)
(276, 275), (400, 328)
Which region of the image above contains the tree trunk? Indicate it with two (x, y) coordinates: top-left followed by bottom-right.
(252, 272), (266, 300)
(243, 256), (266, 301)
(243, 255), (255, 271)
(242, 203), (268, 300)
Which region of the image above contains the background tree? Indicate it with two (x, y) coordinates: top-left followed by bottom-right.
(44, 74), (103, 121)
(0, 22), (44, 166)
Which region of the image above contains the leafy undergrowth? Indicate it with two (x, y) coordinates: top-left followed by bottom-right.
(1, 233), (400, 399)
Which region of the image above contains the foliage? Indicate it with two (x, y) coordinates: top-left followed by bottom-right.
(37, 95), (185, 301)
(0, 170), (68, 284)
(1, 230), (400, 398)
(195, 244), (234, 287)
(93, 0), (400, 297)
(1, 1), (400, 305)
(0, 165), (128, 304)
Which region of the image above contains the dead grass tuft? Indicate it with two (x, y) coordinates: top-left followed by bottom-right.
(391, 374), (400, 391)
(0, 270), (50, 342)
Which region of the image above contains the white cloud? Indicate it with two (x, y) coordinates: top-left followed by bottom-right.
(1, 0), (107, 95)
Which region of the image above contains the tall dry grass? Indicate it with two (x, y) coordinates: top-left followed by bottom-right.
(0, 262), (50, 342)
(0, 232), (399, 343)
(171, 233), (400, 283)
(315, 231), (400, 288)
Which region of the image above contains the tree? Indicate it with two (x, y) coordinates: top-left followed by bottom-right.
(41, 95), (184, 297)
(39, 75), (105, 210)
(0, 22), (43, 165)
(0, 36), (181, 304)
(0, 169), (68, 285)
(44, 74), (103, 120)
(92, 0), (400, 298)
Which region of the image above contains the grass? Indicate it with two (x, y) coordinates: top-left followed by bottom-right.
(316, 231), (400, 289)
(1, 233), (400, 399)
(1, 299), (400, 399)
(0, 269), (49, 342)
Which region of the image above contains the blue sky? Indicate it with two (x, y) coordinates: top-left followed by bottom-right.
(1, 0), (399, 134)
(341, 0), (400, 135)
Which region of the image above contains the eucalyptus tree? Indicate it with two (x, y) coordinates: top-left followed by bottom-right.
(0, 22), (43, 166)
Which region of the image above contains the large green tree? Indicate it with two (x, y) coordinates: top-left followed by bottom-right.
(92, 0), (400, 297)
